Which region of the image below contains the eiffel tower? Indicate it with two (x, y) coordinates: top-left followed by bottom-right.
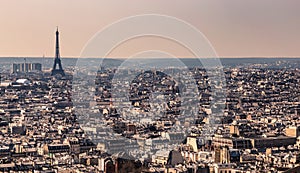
(51, 27), (65, 76)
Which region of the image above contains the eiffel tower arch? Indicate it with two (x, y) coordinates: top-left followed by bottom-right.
(51, 27), (65, 76)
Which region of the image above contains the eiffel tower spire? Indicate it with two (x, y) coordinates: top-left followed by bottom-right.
(51, 27), (65, 76)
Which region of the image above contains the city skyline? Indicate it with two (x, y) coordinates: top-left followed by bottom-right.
(1, 1), (300, 172)
(1, 0), (300, 58)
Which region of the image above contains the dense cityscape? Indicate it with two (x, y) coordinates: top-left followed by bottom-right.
(0, 54), (298, 173)
(1, 1), (300, 172)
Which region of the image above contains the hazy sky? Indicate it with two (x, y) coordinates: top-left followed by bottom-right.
(0, 0), (300, 58)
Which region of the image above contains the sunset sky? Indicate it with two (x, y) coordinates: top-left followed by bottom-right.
(0, 0), (300, 58)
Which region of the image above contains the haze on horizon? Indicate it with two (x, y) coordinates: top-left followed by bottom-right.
(0, 0), (300, 58)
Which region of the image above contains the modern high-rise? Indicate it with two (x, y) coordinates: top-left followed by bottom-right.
(12, 63), (42, 73)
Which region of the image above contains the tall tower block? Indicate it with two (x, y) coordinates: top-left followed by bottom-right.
(51, 27), (65, 76)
